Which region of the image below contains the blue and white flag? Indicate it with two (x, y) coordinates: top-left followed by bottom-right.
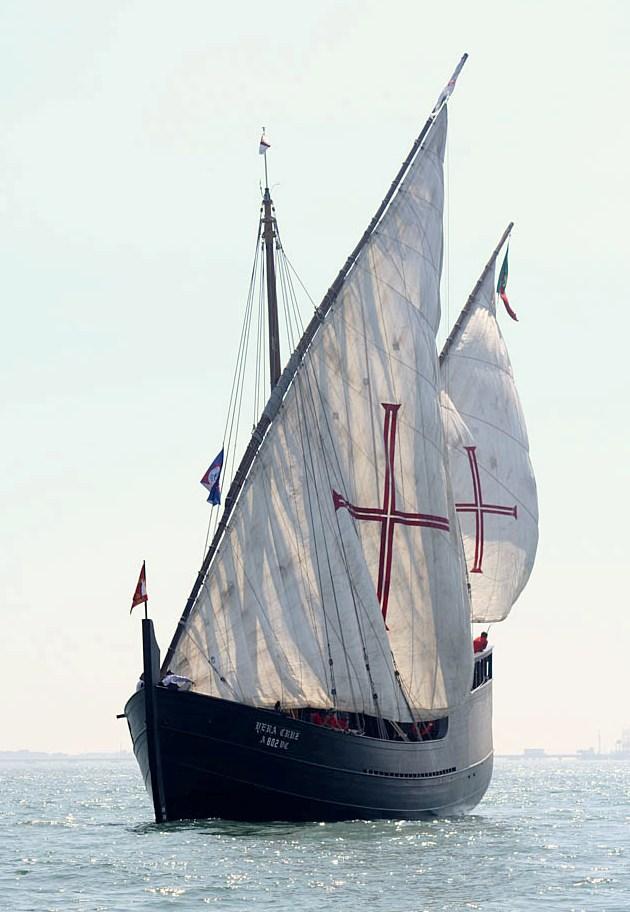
(200, 449), (224, 505)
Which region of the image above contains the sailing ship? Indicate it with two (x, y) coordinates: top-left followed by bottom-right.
(123, 56), (538, 823)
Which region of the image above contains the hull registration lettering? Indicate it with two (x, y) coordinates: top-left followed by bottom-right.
(255, 720), (301, 751)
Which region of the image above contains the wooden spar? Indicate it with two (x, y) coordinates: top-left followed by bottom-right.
(439, 221), (513, 366)
(262, 187), (282, 389)
(160, 57), (467, 674)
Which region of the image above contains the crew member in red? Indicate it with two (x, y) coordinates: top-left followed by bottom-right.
(326, 712), (343, 730)
(473, 631), (489, 653)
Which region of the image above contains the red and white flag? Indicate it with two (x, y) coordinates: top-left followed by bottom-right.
(259, 131), (270, 155)
(130, 561), (147, 613)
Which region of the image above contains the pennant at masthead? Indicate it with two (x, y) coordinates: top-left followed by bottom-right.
(497, 247), (518, 321)
(259, 130), (270, 155)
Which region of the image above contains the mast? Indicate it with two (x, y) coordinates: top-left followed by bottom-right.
(439, 221), (513, 365)
(161, 56), (468, 674)
(262, 186), (282, 389)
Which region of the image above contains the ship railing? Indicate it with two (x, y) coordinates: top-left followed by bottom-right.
(472, 647), (493, 691)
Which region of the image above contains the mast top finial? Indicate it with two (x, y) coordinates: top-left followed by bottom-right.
(433, 53), (468, 114)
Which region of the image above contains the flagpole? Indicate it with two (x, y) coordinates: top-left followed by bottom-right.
(142, 558), (148, 620)
(142, 559), (148, 620)
(263, 126), (269, 188)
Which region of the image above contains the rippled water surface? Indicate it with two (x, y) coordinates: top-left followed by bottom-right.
(1, 758), (628, 911)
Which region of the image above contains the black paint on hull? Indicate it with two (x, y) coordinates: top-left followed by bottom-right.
(125, 685), (492, 823)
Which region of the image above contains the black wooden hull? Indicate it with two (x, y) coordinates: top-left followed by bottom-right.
(125, 684), (493, 822)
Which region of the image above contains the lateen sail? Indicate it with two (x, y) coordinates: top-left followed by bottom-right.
(171, 108), (473, 720)
(440, 262), (538, 622)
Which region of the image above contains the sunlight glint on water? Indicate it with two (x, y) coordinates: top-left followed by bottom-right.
(1, 759), (628, 911)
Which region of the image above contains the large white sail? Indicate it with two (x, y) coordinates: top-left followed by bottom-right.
(440, 264), (538, 622)
(171, 108), (473, 720)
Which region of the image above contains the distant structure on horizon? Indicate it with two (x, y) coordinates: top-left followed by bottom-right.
(513, 728), (630, 760)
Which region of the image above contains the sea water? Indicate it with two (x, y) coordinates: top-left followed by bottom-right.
(1, 758), (628, 911)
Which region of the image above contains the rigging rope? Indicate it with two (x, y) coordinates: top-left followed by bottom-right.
(294, 310), (402, 724)
(202, 222), (262, 559)
(190, 192), (414, 729)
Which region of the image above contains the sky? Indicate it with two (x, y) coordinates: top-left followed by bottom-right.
(2, 0), (629, 756)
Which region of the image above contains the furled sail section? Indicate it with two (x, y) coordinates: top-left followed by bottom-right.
(170, 108), (473, 720)
(440, 262), (538, 622)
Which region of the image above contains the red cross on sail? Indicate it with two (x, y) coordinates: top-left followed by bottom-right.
(332, 403), (450, 624)
(455, 446), (517, 574)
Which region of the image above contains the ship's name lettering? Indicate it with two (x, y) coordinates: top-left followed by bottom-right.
(255, 721), (300, 743)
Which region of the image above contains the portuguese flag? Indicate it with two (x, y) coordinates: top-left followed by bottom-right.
(497, 248), (518, 321)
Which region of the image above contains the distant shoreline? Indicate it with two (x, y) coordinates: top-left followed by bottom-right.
(0, 751), (133, 760)
(3, 750), (628, 762)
